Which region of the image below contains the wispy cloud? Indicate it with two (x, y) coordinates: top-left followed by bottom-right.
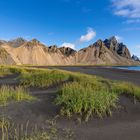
(79, 28), (96, 43)
(111, 0), (140, 23)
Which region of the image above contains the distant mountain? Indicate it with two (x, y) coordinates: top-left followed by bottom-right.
(77, 38), (136, 65)
(104, 36), (131, 59)
(132, 55), (140, 61)
(0, 40), (7, 44)
(8, 37), (27, 48)
(0, 36), (139, 65)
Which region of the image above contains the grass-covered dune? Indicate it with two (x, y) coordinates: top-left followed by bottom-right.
(0, 65), (140, 121)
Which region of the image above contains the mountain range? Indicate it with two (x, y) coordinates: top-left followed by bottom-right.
(0, 36), (139, 65)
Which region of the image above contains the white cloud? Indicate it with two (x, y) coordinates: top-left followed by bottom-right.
(79, 28), (96, 43)
(61, 42), (75, 49)
(115, 35), (123, 42)
(61, 28), (96, 50)
(112, 0), (140, 23)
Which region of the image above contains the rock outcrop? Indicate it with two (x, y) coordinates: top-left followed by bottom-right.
(104, 36), (131, 59)
(0, 36), (139, 65)
(132, 55), (140, 61)
(117, 43), (131, 59)
(104, 36), (119, 53)
(8, 38), (27, 48)
(59, 47), (77, 56)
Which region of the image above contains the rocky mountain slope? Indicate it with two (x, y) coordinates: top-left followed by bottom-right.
(0, 36), (139, 65)
(132, 55), (140, 61)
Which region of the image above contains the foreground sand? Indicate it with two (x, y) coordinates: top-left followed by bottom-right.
(1, 67), (140, 140)
(30, 66), (140, 140)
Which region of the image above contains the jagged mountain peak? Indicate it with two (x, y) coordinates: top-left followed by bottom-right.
(104, 36), (131, 59)
(117, 43), (131, 59)
(8, 37), (27, 48)
(59, 46), (76, 51)
(132, 55), (140, 61)
(11, 37), (26, 41)
(0, 39), (7, 43)
(49, 45), (58, 49)
(109, 36), (117, 41)
(59, 47), (77, 56)
(27, 39), (41, 45)
(0, 40), (7, 45)
(119, 43), (126, 48)
(85, 40), (104, 49)
(48, 45), (59, 53)
(30, 38), (40, 43)
(93, 39), (104, 46)
(104, 37), (118, 49)
(104, 36), (119, 46)
(22, 39), (47, 49)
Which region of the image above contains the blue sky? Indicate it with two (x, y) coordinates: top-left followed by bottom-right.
(0, 0), (140, 56)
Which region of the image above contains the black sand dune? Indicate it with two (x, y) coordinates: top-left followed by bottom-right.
(1, 67), (140, 140)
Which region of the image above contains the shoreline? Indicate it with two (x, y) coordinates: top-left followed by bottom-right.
(111, 66), (140, 71)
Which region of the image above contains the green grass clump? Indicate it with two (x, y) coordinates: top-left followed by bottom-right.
(20, 69), (70, 88)
(56, 82), (118, 121)
(0, 65), (28, 77)
(8, 67), (28, 74)
(0, 85), (34, 106)
(112, 82), (140, 100)
(0, 66), (12, 77)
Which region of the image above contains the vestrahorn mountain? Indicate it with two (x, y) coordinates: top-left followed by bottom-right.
(0, 36), (139, 65)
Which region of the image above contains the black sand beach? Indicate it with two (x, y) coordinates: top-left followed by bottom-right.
(31, 66), (140, 140)
(1, 66), (140, 140)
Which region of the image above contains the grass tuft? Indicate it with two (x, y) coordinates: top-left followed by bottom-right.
(56, 82), (118, 121)
(0, 117), (73, 140)
(112, 82), (140, 100)
(20, 69), (70, 88)
(0, 85), (35, 106)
